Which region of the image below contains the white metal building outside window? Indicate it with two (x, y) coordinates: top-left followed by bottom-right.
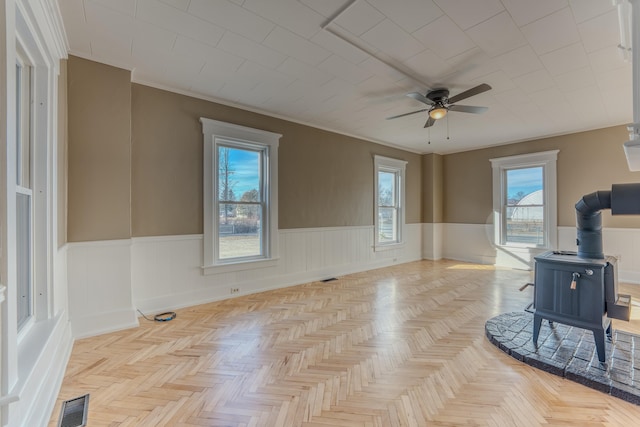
(490, 150), (558, 249)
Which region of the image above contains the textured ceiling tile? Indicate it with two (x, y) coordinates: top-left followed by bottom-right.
(366, 0), (443, 33)
(433, 0), (504, 30)
(465, 12), (526, 57)
(361, 19), (425, 62)
(299, 0), (346, 17)
(578, 9), (620, 53)
(187, 0), (274, 43)
(310, 30), (370, 65)
(334, 0), (385, 36)
(242, 0), (325, 39)
(277, 57), (334, 85)
(511, 69), (555, 94)
(412, 15), (475, 60)
(263, 26), (332, 66)
(137, 0), (225, 47)
(501, 0), (568, 27)
(521, 8), (580, 55)
(218, 31), (287, 69)
(539, 43), (589, 76)
(569, 0), (616, 24)
(317, 54), (373, 85)
(494, 45), (544, 78)
(157, 0), (190, 11)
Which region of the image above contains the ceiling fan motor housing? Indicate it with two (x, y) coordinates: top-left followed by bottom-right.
(427, 89), (450, 103)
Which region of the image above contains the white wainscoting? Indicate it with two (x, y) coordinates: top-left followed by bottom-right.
(442, 223), (497, 265)
(68, 225), (422, 338)
(66, 223), (640, 338)
(437, 223), (640, 283)
(421, 223), (443, 260)
(67, 239), (138, 338)
(558, 226), (640, 284)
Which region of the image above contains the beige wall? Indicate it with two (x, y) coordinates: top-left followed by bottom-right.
(443, 126), (640, 227)
(67, 56), (132, 241)
(68, 56), (640, 241)
(131, 84), (421, 236)
(57, 59), (67, 247)
(67, 57), (421, 240)
(421, 153), (443, 224)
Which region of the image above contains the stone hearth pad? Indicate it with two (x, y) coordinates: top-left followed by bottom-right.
(485, 311), (640, 405)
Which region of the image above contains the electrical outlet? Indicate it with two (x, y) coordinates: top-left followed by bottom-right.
(230, 287), (240, 294)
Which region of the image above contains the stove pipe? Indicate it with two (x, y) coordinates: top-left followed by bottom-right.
(575, 183), (640, 259)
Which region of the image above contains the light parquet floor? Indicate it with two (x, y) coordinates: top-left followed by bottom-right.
(49, 260), (640, 426)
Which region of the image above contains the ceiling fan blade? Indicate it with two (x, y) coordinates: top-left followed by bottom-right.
(386, 108), (429, 120)
(448, 104), (488, 114)
(424, 116), (436, 128)
(407, 92), (434, 105)
(447, 83), (492, 104)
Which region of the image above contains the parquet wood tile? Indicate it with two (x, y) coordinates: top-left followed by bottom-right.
(49, 260), (640, 426)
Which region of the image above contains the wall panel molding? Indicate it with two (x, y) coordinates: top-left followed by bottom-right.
(67, 225), (422, 337)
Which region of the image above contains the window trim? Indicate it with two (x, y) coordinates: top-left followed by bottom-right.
(490, 150), (559, 249)
(201, 118), (281, 274)
(374, 155), (407, 251)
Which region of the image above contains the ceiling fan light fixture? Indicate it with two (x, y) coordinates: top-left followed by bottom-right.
(429, 106), (448, 120)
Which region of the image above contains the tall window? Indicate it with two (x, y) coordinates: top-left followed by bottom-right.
(202, 118), (280, 272)
(374, 155), (407, 249)
(16, 53), (33, 331)
(217, 143), (265, 260)
(490, 151), (558, 249)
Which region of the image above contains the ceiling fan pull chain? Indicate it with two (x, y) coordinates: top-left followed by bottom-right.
(428, 127), (431, 144)
(447, 114), (450, 140)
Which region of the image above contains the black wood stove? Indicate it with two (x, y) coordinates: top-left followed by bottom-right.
(532, 184), (636, 363)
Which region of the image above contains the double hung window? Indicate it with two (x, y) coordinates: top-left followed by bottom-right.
(16, 50), (33, 331)
(374, 155), (406, 249)
(490, 151), (558, 249)
(202, 119), (280, 272)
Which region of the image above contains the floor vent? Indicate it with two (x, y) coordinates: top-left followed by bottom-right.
(58, 394), (89, 427)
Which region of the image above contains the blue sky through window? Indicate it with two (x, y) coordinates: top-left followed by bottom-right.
(506, 167), (542, 200)
(224, 147), (260, 198)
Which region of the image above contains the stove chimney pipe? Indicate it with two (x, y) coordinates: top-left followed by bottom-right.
(575, 183), (640, 259)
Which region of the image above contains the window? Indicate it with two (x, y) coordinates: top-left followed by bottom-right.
(201, 118), (281, 272)
(16, 51), (33, 331)
(490, 151), (558, 249)
(374, 155), (407, 249)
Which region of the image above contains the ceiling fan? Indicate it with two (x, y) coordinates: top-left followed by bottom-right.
(386, 83), (492, 128)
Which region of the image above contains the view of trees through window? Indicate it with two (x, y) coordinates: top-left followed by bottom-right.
(378, 170), (398, 243)
(505, 166), (544, 245)
(218, 146), (263, 259)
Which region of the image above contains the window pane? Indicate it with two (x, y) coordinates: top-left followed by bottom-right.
(17, 192), (32, 329)
(16, 63), (31, 188)
(378, 207), (397, 243)
(378, 171), (395, 207)
(505, 167), (544, 245)
(218, 146), (260, 202)
(219, 203), (262, 259)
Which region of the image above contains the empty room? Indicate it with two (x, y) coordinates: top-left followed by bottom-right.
(2, 0), (640, 426)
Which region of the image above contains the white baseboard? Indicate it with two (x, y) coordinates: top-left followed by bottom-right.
(71, 308), (139, 340)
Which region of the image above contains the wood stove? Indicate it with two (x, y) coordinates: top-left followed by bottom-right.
(532, 184), (636, 364)
(532, 251), (629, 363)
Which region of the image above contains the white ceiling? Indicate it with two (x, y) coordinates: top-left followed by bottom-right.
(58, 0), (633, 154)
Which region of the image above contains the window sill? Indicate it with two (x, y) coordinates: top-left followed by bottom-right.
(374, 241), (405, 252)
(497, 243), (549, 250)
(202, 257), (279, 275)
